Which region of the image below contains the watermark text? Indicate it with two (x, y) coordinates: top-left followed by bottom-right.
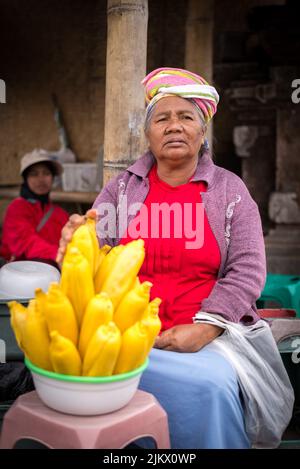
(96, 197), (205, 249)
(0, 339), (6, 363)
(291, 79), (300, 104)
(291, 337), (300, 364)
(0, 79), (6, 103)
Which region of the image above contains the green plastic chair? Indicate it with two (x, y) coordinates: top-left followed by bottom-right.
(258, 274), (300, 318)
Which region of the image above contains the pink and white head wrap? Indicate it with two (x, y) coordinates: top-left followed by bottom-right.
(141, 67), (219, 124)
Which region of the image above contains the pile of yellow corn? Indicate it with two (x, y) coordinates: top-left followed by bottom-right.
(9, 217), (161, 377)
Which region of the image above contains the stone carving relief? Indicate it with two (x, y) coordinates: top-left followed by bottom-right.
(233, 125), (271, 157)
(269, 192), (300, 224)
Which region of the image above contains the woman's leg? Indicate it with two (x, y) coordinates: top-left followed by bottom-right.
(138, 343), (250, 449)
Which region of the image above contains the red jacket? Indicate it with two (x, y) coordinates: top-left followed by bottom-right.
(0, 197), (69, 261)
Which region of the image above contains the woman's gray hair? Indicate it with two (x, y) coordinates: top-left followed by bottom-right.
(144, 98), (207, 134)
(144, 105), (156, 133)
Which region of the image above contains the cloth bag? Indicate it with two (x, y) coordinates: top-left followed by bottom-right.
(194, 312), (295, 448)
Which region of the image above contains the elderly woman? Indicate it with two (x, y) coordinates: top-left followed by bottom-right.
(58, 68), (293, 449)
(0, 149), (69, 264)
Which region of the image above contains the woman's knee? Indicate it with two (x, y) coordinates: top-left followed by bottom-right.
(174, 350), (239, 397)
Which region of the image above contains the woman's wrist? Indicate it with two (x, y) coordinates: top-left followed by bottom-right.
(194, 322), (224, 342)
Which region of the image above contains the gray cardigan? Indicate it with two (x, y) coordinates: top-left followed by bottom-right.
(93, 150), (266, 324)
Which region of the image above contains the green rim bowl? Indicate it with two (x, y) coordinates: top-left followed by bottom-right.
(25, 357), (149, 415)
(25, 357), (148, 383)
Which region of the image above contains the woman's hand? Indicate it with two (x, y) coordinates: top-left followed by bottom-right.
(56, 209), (97, 266)
(154, 323), (224, 353)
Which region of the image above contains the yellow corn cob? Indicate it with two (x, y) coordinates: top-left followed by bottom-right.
(134, 276), (141, 287)
(114, 321), (148, 375)
(94, 244), (112, 292)
(35, 288), (47, 315)
(114, 281), (152, 333)
(42, 282), (79, 346)
(60, 246), (94, 327)
(8, 301), (28, 348)
(49, 331), (82, 376)
(85, 217), (101, 274)
(141, 297), (162, 351)
(101, 239), (145, 309)
(71, 224), (94, 274)
(79, 292), (114, 358)
(10, 299), (52, 371)
(94, 244), (125, 293)
(82, 322), (121, 377)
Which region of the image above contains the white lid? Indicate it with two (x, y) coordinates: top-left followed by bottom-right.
(0, 261), (60, 302)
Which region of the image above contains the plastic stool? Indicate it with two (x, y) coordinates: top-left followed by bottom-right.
(0, 390), (170, 449)
(258, 274), (300, 317)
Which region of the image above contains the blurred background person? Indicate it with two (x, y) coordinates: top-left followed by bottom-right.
(0, 149), (68, 266)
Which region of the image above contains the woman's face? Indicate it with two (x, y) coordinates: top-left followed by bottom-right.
(26, 163), (54, 195)
(146, 96), (204, 167)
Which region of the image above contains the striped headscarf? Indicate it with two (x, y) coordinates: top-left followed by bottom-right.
(142, 67), (219, 124)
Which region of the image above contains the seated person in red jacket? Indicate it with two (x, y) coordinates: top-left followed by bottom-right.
(0, 149), (69, 264)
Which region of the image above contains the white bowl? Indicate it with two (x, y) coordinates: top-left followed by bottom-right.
(0, 261), (60, 301)
(25, 358), (148, 416)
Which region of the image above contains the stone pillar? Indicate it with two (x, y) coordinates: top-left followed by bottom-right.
(233, 123), (276, 230)
(185, 0), (214, 149)
(228, 67), (300, 273)
(276, 108), (300, 196)
(226, 77), (277, 231)
(265, 101), (300, 274)
(104, 0), (148, 185)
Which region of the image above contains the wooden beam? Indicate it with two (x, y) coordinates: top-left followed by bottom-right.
(185, 0), (214, 150)
(104, 0), (148, 185)
(0, 187), (98, 205)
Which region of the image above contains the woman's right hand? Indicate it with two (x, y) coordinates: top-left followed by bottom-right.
(56, 209), (97, 267)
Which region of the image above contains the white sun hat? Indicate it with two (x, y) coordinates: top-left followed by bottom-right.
(20, 149), (63, 177)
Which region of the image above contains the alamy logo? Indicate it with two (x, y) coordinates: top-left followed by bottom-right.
(0, 79), (6, 103)
(96, 196), (205, 249)
(0, 339), (6, 363)
(291, 79), (300, 104)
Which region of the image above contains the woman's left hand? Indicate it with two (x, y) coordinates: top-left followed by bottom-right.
(154, 323), (224, 353)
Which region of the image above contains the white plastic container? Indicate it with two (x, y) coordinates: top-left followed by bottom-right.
(26, 358), (148, 416)
(62, 163), (99, 192)
(0, 261), (60, 301)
